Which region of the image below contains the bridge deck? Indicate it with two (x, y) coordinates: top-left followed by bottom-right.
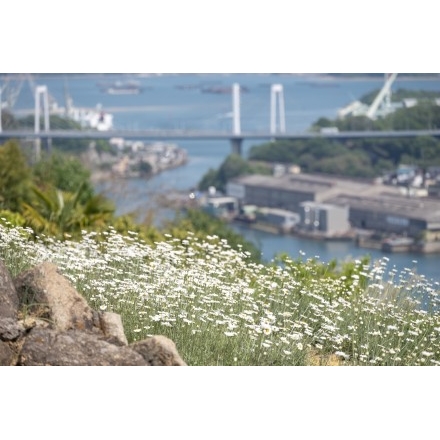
(1, 129), (440, 141)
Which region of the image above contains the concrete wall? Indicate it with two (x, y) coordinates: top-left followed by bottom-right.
(299, 202), (350, 234)
(349, 207), (427, 236)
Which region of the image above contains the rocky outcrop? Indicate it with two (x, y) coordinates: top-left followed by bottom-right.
(0, 261), (187, 366)
(0, 260), (20, 319)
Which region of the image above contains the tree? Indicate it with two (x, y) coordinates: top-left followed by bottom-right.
(32, 151), (94, 203)
(0, 140), (32, 211)
(0, 109), (19, 130)
(217, 154), (251, 186)
(198, 154), (270, 193)
(17, 115), (102, 154)
(198, 168), (219, 192)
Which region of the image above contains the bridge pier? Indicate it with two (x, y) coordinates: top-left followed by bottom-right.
(230, 137), (243, 156)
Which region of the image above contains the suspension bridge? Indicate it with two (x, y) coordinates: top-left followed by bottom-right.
(1, 73), (438, 160)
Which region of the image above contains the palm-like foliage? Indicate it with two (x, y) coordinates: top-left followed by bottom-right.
(80, 192), (115, 230)
(21, 182), (115, 238)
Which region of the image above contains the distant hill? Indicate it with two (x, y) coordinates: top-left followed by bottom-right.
(325, 73), (440, 79)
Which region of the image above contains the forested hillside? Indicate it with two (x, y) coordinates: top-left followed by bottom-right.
(199, 92), (440, 188)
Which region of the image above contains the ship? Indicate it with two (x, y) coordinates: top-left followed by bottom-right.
(68, 104), (114, 131)
(98, 80), (143, 95)
(200, 85), (250, 94)
(65, 92), (113, 131)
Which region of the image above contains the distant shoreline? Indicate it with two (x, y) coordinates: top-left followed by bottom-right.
(2, 73), (439, 82)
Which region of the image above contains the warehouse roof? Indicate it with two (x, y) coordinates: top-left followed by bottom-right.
(232, 173), (402, 200)
(327, 193), (440, 224)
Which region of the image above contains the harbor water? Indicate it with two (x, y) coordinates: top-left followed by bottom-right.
(5, 73), (440, 282)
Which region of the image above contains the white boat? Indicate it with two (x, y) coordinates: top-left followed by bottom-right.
(98, 80), (143, 95)
(64, 80), (114, 131)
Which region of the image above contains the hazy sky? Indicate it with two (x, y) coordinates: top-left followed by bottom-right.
(4, 2), (436, 74)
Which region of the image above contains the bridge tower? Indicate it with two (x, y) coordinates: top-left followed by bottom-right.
(34, 85), (51, 162)
(270, 84), (286, 135)
(232, 83), (241, 135)
(231, 83), (243, 155)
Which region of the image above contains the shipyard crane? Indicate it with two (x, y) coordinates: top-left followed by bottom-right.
(0, 73), (58, 111)
(0, 74), (36, 109)
(366, 73), (398, 119)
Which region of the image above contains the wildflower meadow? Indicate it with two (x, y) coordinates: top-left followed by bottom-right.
(1, 220), (440, 366)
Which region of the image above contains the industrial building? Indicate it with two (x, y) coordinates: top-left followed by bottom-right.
(226, 174), (323, 212)
(226, 173), (401, 212)
(326, 193), (440, 252)
(254, 207), (300, 233)
(201, 196), (239, 220)
(226, 172), (440, 252)
(297, 201), (351, 238)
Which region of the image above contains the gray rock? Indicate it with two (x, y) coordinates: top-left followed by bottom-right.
(14, 262), (97, 333)
(1, 261), (188, 366)
(19, 327), (148, 366)
(0, 260), (20, 319)
(0, 317), (25, 341)
(130, 335), (187, 366)
(0, 341), (16, 366)
(99, 311), (128, 346)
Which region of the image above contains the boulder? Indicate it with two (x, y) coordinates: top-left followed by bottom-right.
(0, 317), (25, 341)
(99, 311), (128, 346)
(19, 327), (147, 366)
(0, 260), (20, 319)
(131, 335), (187, 366)
(14, 262), (97, 333)
(0, 259), (187, 366)
(0, 341), (16, 365)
